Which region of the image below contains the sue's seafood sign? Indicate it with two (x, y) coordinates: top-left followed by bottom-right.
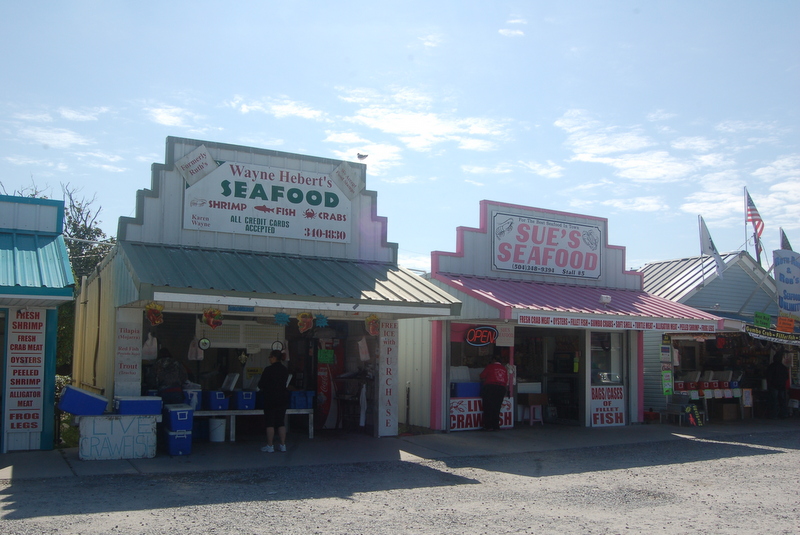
(492, 212), (602, 279)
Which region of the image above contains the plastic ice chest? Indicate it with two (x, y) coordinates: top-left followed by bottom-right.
(163, 403), (194, 431)
(290, 391), (309, 409)
(165, 430), (192, 456)
(231, 391), (255, 410)
(451, 382), (481, 397)
(114, 396), (162, 415)
(203, 391), (229, 410)
(58, 385), (108, 415)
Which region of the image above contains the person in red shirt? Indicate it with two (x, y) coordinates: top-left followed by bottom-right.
(480, 355), (509, 431)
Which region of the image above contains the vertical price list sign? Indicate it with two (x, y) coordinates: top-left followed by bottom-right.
(4, 308), (46, 433)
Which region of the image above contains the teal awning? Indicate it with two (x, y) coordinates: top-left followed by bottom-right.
(117, 241), (461, 318)
(0, 231), (75, 306)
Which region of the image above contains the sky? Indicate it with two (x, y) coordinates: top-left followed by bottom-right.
(1, 1), (798, 273)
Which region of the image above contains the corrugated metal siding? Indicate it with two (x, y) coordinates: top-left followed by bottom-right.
(641, 252), (740, 301)
(0, 196), (63, 233)
(398, 317), (433, 428)
(642, 331), (668, 411)
(0, 231), (74, 292)
(117, 241), (459, 309)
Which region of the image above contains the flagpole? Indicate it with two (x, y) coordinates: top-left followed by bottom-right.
(743, 186), (749, 256)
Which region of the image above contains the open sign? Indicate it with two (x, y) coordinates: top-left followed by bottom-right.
(465, 326), (498, 347)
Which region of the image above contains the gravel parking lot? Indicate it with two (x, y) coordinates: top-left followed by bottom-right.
(2, 428), (799, 534)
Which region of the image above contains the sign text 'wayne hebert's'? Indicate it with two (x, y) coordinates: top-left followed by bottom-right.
(492, 212), (602, 279)
(181, 157), (353, 243)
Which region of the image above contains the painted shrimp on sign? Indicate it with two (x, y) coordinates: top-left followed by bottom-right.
(492, 212), (602, 279)
(177, 145), (357, 243)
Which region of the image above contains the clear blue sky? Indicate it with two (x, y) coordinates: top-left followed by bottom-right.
(1, 1), (797, 272)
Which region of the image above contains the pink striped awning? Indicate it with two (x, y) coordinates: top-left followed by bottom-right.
(437, 275), (722, 332)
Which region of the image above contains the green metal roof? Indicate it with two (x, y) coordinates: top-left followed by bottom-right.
(118, 242), (460, 317)
(0, 231), (75, 305)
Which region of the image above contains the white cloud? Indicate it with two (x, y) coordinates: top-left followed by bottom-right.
(507, 18), (527, 24)
(646, 110), (676, 122)
(225, 95), (325, 120)
(465, 179), (485, 186)
(418, 34), (443, 48)
(671, 136), (720, 152)
(461, 164), (512, 174)
(329, 143), (403, 176)
(519, 160), (564, 178)
(13, 112), (52, 122)
(580, 151), (696, 183)
(59, 107), (109, 121)
(601, 196), (669, 212)
(269, 99), (325, 120)
(693, 153), (733, 168)
(680, 170), (744, 222)
(457, 138), (496, 151)
(87, 162), (126, 173)
(145, 105), (197, 127)
(18, 127), (92, 149)
(499, 29), (524, 37)
(381, 175), (418, 184)
(715, 120), (775, 133)
(74, 151), (123, 162)
(324, 131), (370, 145)
(752, 154), (800, 182)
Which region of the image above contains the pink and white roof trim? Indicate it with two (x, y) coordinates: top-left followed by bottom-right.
(437, 275), (722, 329)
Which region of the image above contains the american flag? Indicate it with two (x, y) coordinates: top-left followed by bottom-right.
(745, 189), (764, 237)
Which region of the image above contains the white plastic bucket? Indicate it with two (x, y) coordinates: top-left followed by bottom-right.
(209, 418), (226, 442)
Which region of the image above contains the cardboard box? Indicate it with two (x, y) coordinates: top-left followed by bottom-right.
(58, 385), (108, 415)
(231, 391), (255, 410)
(165, 430), (192, 456)
(451, 382), (481, 398)
(114, 396), (162, 415)
(163, 403), (193, 431)
(203, 391), (229, 410)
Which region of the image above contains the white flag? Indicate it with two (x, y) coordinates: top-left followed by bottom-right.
(698, 216), (725, 279)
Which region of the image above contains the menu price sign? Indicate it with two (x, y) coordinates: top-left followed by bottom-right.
(5, 308), (46, 433)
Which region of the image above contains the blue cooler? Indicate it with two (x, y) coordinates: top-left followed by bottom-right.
(165, 430), (192, 456)
(203, 391), (229, 410)
(114, 396), (162, 415)
(163, 403), (193, 431)
(58, 385), (108, 415)
(231, 391), (255, 410)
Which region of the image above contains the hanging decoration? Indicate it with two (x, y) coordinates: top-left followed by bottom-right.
(297, 312), (314, 333)
(145, 302), (164, 326)
(365, 314), (380, 336)
(274, 312), (290, 326)
(203, 307), (223, 329)
(315, 314), (329, 328)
